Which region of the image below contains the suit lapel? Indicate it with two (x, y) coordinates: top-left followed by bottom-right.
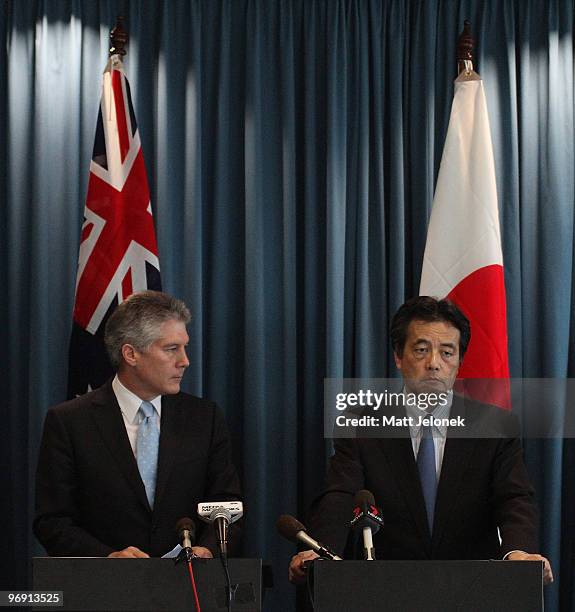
(153, 394), (184, 511)
(379, 436), (432, 548)
(89, 382), (150, 512)
(432, 398), (477, 550)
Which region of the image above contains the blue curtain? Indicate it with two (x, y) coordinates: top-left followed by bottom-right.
(2, 1), (574, 610)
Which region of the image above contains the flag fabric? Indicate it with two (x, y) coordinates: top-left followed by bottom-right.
(68, 55), (161, 398)
(419, 71), (509, 407)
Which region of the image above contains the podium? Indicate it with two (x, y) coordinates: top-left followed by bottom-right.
(32, 557), (262, 611)
(311, 560), (543, 611)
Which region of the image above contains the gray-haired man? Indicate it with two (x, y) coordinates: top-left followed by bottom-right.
(35, 291), (241, 558)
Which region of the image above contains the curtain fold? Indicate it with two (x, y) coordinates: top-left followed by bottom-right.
(2, 1), (574, 610)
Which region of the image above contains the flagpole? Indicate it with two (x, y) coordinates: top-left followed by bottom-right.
(454, 20), (480, 84)
(109, 16), (128, 58)
(456, 20), (475, 76)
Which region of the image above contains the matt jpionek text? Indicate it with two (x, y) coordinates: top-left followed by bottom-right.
(335, 414), (465, 427)
(335, 389), (449, 411)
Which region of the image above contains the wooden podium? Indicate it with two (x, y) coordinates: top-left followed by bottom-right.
(311, 560), (543, 611)
(33, 557), (262, 611)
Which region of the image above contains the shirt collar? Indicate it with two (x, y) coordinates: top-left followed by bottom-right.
(112, 375), (162, 425)
(404, 388), (453, 438)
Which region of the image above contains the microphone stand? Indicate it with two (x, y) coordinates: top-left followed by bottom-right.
(215, 520), (233, 612)
(174, 520), (201, 611)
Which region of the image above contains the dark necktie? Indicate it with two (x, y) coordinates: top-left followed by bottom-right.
(417, 421), (437, 533)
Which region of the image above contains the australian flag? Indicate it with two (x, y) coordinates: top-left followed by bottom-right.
(68, 54), (161, 398)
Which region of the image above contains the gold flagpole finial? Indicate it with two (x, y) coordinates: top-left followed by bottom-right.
(109, 16), (128, 58)
(456, 20), (475, 76)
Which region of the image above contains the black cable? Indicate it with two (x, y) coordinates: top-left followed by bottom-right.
(305, 560), (315, 609)
(220, 553), (233, 612)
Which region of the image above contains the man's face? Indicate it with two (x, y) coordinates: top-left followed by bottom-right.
(393, 319), (461, 396)
(124, 318), (190, 400)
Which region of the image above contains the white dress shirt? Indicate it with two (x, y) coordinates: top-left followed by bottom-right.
(112, 375), (162, 457)
(406, 389), (453, 479)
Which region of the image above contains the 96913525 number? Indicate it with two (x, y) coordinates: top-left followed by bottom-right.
(0, 592), (63, 607)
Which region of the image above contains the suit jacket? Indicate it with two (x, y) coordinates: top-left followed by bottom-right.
(309, 397), (538, 560)
(34, 381), (241, 558)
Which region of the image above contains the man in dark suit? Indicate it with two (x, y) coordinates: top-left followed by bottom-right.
(289, 296), (552, 584)
(34, 290), (241, 558)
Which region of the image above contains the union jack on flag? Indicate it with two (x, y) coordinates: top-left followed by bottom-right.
(68, 55), (161, 397)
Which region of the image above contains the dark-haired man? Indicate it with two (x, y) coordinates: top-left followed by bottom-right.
(289, 296), (552, 584)
(35, 291), (241, 558)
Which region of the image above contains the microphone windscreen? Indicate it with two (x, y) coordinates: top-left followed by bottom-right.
(354, 489), (375, 507)
(176, 517), (196, 539)
(276, 514), (306, 542)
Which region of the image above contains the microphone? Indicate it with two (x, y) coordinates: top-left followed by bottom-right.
(276, 514), (342, 561)
(350, 490), (384, 560)
(197, 501), (243, 558)
(175, 517), (196, 550)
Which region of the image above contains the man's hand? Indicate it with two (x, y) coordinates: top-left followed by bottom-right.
(191, 546), (213, 559)
(506, 551), (554, 585)
(288, 550), (319, 584)
(108, 546), (149, 558)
